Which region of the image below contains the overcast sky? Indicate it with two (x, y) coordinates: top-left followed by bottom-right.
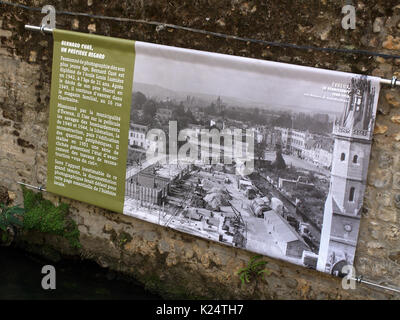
(133, 41), (380, 116)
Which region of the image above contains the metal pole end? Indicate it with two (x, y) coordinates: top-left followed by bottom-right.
(391, 76), (398, 88)
(24, 24), (53, 34)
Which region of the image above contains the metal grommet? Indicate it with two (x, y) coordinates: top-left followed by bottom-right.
(155, 24), (166, 33)
(391, 76), (398, 88)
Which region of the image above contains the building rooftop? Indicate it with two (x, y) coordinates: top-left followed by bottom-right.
(130, 123), (148, 132)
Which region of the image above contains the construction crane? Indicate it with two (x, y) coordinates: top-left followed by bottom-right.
(229, 202), (247, 248)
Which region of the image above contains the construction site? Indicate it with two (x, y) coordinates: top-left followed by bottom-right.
(123, 157), (311, 266)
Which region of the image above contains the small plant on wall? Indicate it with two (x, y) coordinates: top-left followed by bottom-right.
(0, 204), (25, 246)
(237, 255), (271, 286)
(22, 187), (81, 249)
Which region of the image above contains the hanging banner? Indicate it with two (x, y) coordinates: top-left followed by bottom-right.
(47, 29), (134, 213)
(47, 30), (381, 275)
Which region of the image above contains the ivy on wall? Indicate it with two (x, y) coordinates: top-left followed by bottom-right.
(22, 187), (81, 249)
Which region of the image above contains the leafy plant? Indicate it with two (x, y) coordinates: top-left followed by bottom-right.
(0, 203), (24, 245)
(22, 187), (81, 249)
(237, 255), (270, 285)
(0, 204), (24, 232)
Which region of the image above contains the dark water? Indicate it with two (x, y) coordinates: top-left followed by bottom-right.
(0, 246), (162, 300)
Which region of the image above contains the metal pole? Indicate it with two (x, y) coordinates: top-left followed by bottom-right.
(23, 24), (400, 87)
(24, 24), (53, 34)
(381, 76), (399, 88)
(17, 181), (46, 191)
(351, 276), (400, 294)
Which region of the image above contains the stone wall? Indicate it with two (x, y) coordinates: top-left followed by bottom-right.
(1, 0), (400, 299)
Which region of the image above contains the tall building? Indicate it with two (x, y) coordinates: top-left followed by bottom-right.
(216, 96), (225, 115)
(317, 77), (376, 274)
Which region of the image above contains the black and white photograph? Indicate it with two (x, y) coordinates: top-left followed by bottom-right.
(123, 42), (380, 275)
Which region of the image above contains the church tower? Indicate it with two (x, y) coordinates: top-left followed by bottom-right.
(317, 77), (376, 274)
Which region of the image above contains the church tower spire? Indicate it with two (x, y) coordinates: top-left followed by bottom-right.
(317, 76), (376, 275)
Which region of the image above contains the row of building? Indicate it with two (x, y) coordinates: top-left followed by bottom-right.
(271, 127), (333, 169)
(128, 121), (333, 171)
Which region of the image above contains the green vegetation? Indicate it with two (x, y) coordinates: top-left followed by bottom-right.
(237, 255), (270, 285)
(0, 204), (24, 244)
(22, 187), (81, 249)
(0, 204), (24, 232)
